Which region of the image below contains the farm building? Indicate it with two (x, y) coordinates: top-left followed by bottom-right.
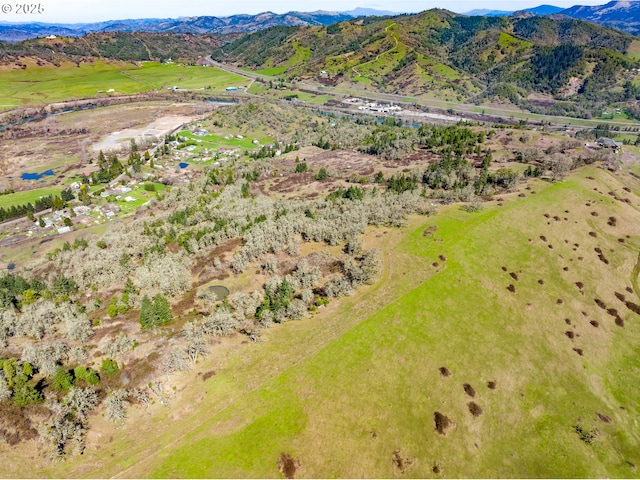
(596, 137), (621, 152)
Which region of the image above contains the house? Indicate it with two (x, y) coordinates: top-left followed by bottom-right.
(73, 206), (91, 216)
(596, 137), (621, 152)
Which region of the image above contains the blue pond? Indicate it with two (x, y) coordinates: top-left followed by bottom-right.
(178, 163), (189, 169)
(21, 170), (54, 181)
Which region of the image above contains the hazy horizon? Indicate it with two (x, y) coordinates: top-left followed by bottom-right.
(0, 0), (611, 24)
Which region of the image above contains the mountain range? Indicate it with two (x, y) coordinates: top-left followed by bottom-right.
(0, 9), (396, 42)
(467, 1), (640, 34)
(0, 7), (638, 121)
(5, 2), (640, 42)
(561, 0), (640, 34)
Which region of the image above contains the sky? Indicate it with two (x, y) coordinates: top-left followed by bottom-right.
(0, 0), (612, 23)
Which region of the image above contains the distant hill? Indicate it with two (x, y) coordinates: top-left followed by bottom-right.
(560, 1), (640, 34)
(342, 8), (398, 17)
(527, 4), (565, 15)
(464, 4), (563, 17)
(0, 8), (397, 42)
(464, 9), (513, 16)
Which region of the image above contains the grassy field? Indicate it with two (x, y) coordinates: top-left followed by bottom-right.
(0, 61), (247, 108)
(177, 130), (275, 154)
(254, 67), (287, 76)
(0, 186), (61, 209)
(7, 165), (635, 478)
(110, 182), (166, 214)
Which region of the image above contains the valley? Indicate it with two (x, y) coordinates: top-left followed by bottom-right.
(0, 4), (639, 479)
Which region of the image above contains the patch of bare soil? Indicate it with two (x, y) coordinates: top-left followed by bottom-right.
(467, 402), (483, 417)
(0, 404), (42, 446)
(277, 453), (301, 479)
(392, 450), (414, 474)
(463, 383), (476, 397)
(202, 370), (216, 381)
(597, 413), (612, 423)
(434, 412), (455, 436)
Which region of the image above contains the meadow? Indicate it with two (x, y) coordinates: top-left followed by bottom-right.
(15, 164), (639, 478)
(178, 130), (275, 154)
(0, 61), (247, 108)
(0, 186), (61, 209)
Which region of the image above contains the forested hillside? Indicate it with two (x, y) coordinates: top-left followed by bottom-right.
(213, 10), (640, 117)
(0, 32), (234, 64)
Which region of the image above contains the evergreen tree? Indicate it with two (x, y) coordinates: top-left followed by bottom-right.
(153, 294), (173, 325)
(139, 294), (172, 329)
(139, 295), (155, 330)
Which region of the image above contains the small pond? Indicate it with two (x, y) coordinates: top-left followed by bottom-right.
(208, 285), (230, 301)
(21, 170), (54, 181)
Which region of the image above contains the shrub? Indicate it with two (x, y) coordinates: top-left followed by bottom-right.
(314, 167), (328, 181)
(100, 358), (119, 376)
(53, 367), (74, 391)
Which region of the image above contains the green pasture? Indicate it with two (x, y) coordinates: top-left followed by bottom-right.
(254, 67), (286, 76)
(34, 166), (640, 478)
(288, 91), (332, 104)
(0, 61), (247, 108)
(146, 172), (640, 478)
(0, 186), (61, 209)
(108, 183), (166, 215)
(177, 130), (274, 153)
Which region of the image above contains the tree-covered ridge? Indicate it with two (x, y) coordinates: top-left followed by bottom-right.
(0, 32), (226, 63)
(213, 9), (639, 115)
